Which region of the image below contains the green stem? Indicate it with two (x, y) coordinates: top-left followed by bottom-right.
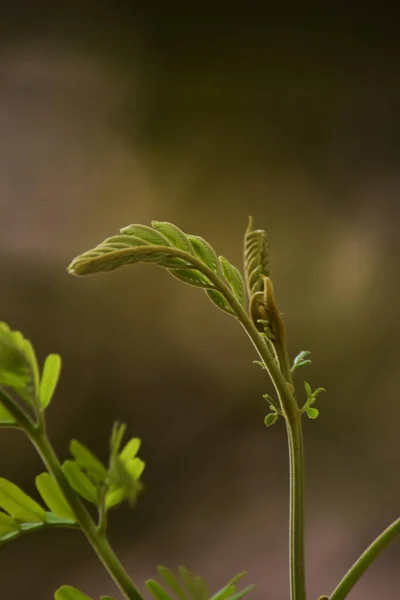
(329, 517), (400, 600)
(28, 425), (143, 600)
(208, 282), (307, 600)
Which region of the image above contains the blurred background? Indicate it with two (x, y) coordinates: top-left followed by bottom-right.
(1, 3), (400, 599)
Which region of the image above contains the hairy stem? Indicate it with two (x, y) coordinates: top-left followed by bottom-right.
(329, 517), (400, 600)
(28, 425), (143, 600)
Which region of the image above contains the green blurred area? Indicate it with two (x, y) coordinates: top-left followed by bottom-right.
(1, 5), (400, 599)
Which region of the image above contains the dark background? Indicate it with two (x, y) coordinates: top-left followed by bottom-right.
(1, 4), (400, 599)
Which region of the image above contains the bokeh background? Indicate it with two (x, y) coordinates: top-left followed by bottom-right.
(1, 4), (400, 599)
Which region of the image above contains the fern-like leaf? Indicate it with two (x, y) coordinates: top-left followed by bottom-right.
(67, 221), (248, 320)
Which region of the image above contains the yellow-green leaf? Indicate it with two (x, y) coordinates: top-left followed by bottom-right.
(119, 437), (141, 462)
(62, 461), (98, 504)
(0, 511), (20, 536)
(0, 478), (47, 522)
(54, 586), (93, 600)
(39, 353), (62, 408)
(69, 439), (108, 483)
(35, 473), (75, 520)
(151, 222), (193, 254)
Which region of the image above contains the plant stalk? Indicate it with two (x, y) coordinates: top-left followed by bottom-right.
(329, 517), (400, 600)
(28, 425), (144, 600)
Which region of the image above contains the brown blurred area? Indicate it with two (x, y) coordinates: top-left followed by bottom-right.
(1, 4), (400, 599)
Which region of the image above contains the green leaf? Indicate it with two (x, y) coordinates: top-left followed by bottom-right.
(168, 269), (213, 289)
(0, 322), (39, 405)
(39, 353), (62, 408)
(62, 461), (98, 504)
(146, 580), (173, 600)
(0, 478), (47, 522)
(0, 401), (16, 425)
(225, 585), (254, 600)
(67, 237), (179, 277)
(126, 457), (145, 480)
(54, 586), (93, 600)
(306, 407), (319, 419)
(151, 221), (194, 254)
(304, 381), (312, 397)
(100, 597), (116, 600)
(264, 413), (278, 427)
(108, 456), (142, 507)
(205, 289), (235, 316)
(313, 387), (326, 398)
(105, 484), (127, 510)
(69, 439), (108, 483)
(178, 565), (201, 600)
(35, 473), (75, 520)
(210, 572), (247, 600)
(110, 422), (127, 457)
(187, 235), (220, 274)
(120, 224), (172, 246)
(119, 437), (141, 462)
(0, 511), (20, 536)
(0, 511), (76, 548)
(291, 350), (312, 372)
(157, 566), (187, 600)
(219, 256), (246, 307)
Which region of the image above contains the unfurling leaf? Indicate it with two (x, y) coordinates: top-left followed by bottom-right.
(0, 478), (47, 522)
(39, 353), (62, 408)
(54, 586), (93, 600)
(35, 473), (75, 520)
(0, 322), (39, 405)
(219, 256), (246, 307)
(244, 216), (270, 297)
